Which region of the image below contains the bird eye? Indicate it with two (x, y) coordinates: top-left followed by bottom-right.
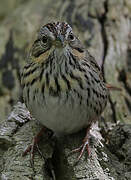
(42, 36), (47, 43)
(68, 34), (75, 41)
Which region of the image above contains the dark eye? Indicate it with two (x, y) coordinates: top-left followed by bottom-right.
(68, 34), (75, 41)
(42, 36), (47, 43)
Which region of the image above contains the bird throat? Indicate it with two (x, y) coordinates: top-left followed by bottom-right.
(53, 47), (68, 65)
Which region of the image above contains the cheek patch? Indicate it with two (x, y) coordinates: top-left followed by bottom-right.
(71, 48), (85, 59)
(34, 48), (51, 63)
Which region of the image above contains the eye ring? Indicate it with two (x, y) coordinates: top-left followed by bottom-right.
(68, 34), (75, 41)
(42, 36), (48, 43)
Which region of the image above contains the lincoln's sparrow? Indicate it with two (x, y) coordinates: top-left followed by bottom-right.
(21, 22), (109, 160)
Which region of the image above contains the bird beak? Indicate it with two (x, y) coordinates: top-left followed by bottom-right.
(55, 35), (64, 47)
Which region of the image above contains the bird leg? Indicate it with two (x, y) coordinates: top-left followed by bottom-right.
(71, 126), (91, 161)
(22, 127), (46, 159)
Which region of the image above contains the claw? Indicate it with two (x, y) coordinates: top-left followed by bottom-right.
(23, 144), (32, 157)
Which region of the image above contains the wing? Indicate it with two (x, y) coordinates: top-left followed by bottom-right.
(85, 50), (104, 81)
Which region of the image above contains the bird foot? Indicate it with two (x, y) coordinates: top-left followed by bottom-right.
(22, 127), (46, 160)
(71, 139), (90, 161)
(71, 127), (91, 162)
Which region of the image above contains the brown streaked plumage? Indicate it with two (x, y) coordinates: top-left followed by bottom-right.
(21, 22), (109, 160)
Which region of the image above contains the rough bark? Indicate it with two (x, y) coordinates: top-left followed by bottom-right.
(0, 102), (127, 180)
(0, 0), (131, 179)
(0, 102), (131, 179)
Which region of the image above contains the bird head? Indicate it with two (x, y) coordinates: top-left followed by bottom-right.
(30, 22), (85, 63)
